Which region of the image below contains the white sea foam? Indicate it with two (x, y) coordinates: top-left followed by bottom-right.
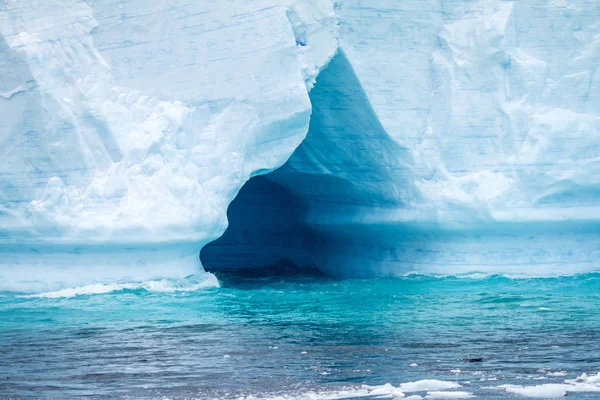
(26, 274), (219, 298)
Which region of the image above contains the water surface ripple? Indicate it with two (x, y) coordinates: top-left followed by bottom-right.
(1, 271), (599, 399)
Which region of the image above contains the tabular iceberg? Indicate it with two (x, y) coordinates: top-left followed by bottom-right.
(1, 0), (600, 291)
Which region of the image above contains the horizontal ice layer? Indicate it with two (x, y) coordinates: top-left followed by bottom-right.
(0, 0), (338, 291)
(203, 1), (600, 277)
(0, 243), (207, 293)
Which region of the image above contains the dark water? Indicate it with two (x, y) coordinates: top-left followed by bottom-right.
(1, 270), (600, 399)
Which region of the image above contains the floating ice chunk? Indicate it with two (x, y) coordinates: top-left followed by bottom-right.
(425, 392), (474, 399)
(501, 371), (600, 397)
(399, 380), (462, 392)
(547, 371), (567, 377)
(564, 371), (600, 390)
(238, 383), (407, 399)
(571, 372), (600, 385)
(366, 383), (406, 398)
(504, 384), (567, 398)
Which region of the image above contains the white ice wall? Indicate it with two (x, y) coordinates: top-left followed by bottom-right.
(337, 0), (600, 226)
(0, 0), (337, 291)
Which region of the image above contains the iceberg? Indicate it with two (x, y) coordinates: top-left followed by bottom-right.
(1, 0), (600, 291)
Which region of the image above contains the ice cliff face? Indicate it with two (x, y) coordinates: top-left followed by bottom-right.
(203, 1), (600, 277)
(0, 0), (338, 291)
(1, 0), (600, 290)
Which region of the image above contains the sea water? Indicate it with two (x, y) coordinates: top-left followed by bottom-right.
(1, 269), (599, 399)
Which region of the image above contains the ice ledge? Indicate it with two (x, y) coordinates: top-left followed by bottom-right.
(0, 243), (204, 293)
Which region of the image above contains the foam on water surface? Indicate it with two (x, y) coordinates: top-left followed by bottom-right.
(25, 273), (219, 299)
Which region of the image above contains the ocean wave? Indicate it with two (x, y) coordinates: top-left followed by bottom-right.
(25, 273), (220, 299)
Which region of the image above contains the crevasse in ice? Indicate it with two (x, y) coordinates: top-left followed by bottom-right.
(2, 0), (600, 291)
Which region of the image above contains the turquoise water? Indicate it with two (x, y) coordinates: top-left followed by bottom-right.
(1, 270), (600, 399)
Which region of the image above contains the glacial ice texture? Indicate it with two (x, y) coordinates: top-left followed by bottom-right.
(0, 0), (339, 291)
(203, 1), (600, 277)
(2, 0), (600, 289)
